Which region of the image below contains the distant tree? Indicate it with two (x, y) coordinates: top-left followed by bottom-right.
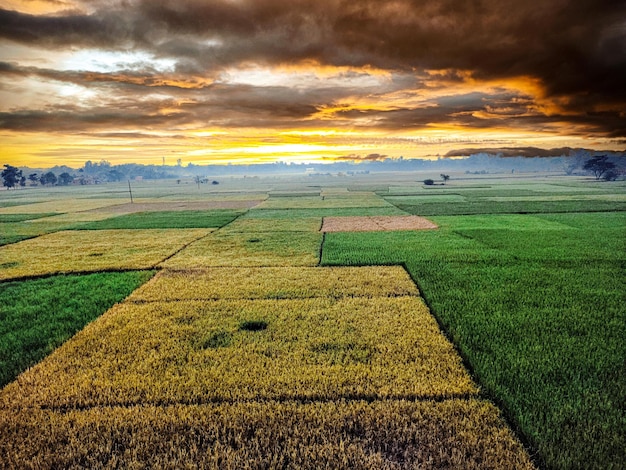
(423, 179), (435, 185)
(603, 169), (618, 181)
(212, 180), (219, 185)
(58, 172), (74, 185)
(28, 173), (39, 186)
(106, 169), (124, 182)
(583, 156), (615, 180)
(39, 171), (57, 186)
(440, 174), (450, 184)
(1, 164), (22, 189)
(19, 176), (26, 187)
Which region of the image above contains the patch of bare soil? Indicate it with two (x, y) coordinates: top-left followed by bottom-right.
(88, 200), (263, 214)
(321, 216), (438, 232)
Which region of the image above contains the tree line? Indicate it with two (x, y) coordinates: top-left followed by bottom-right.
(1, 165), (74, 189)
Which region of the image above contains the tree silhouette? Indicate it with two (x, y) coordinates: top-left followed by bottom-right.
(583, 156), (615, 180)
(1, 164), (22, 189)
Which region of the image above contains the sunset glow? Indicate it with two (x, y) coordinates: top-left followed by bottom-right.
(0, 0), (624, 167)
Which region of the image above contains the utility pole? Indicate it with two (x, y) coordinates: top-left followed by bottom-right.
(128, 180), (134, 203)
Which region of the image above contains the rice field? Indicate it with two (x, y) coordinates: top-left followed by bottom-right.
(128, 266), (419, 301)
(0, 229), (211, 280)
(160, 231), (322, 268)
(2, 174), (624, 468)
(0, 400), (534, 469)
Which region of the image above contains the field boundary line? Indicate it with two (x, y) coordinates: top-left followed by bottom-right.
(156, 230), (216, 265)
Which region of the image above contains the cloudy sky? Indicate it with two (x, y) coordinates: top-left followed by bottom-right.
(1, 0), (625, 167)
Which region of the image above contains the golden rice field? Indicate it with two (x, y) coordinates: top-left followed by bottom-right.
(127, 266), (419, 301)
(160, 231), (322, 268)
(0, 400), (534, 469)
(1, 296), (477, 408)
(0, 229), (211, 280)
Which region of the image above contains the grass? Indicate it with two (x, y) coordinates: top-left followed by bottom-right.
(220, 216), (322, 232)
(321, 212), (626, 469)
(391, 198), (626, 215)
(245, 206), (408, 218)
(74, 210), (242, 230)
(0, 271), (154, 388)
(383, 182), (626, 216)
(0, 213), (57, 223)
(256, 193), (392, 209)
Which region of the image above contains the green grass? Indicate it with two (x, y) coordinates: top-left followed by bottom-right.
(0, 271), (155, 387)
(321, 212), (626, 470)
(73, 210), (242, 230)
(0, 213), (57, 223)
(389, 198), (626, 216)
(246, 206), (408, 218)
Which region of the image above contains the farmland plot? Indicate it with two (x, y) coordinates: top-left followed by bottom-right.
(0, 399), (534, 469)
(161, 231), (322, 267)
(0, 198), (125, 215)
(0, 229), (210, 281)
(128, 266), (419, 301)
(256, 192), (393, 209)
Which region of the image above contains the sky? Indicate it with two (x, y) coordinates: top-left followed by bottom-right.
(0, 0), (625, 167)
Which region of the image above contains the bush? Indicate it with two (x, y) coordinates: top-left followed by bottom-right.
(424, 179), (435, 185)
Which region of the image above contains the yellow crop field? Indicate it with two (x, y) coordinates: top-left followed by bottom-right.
(0, 399), (535, 469)
(161, 231), (322, 268)
(0, 198), (125, 214)
(128, 266), (419, 301)
(219, 217), (322, 233)
(255, 193), (391, 209)
(0, 297), (477, 408)
(0, 229), (211, 280)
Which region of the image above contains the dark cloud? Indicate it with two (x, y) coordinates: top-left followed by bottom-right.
(335, 153), (389, 162)
(444, 147), (626, 158)
(0, 0), (625, 138)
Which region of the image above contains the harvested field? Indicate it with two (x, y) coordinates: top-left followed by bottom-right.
(321, 215), (438, 232)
